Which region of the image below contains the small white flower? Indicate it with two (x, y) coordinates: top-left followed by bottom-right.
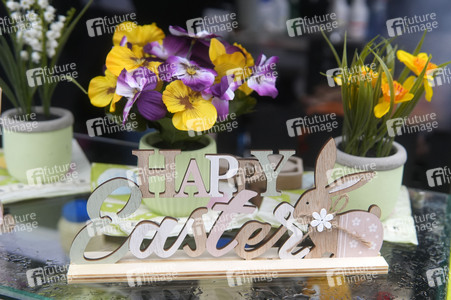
(47, 47), (55, 58)
(349, 240), (358, 248)
(351, 217), (361, 226)
(25, 11), (37, 22)
(368, 224), (378, 233)
(6, 1), (21, 11)
(46, 30), (60, 40)
(20, 0), (34, 9)
(58, 15), (66, 23)
(44, 11), (55, 23)
(10, 11), (22, 21)
(31, 51), (40, 63)
(310, 208), (333, 233)
(369, 242), (377, 250)
(20, 50), (29, 60)
(37, 0), (48, 8)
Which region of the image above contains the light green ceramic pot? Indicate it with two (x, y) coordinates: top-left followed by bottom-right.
(2, 107), (73, 184)
(139, 131), (216, 217)
(330, 136), (407, 220)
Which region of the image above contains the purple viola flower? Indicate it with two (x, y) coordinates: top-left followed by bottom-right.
(158, 56), (217, 91)
(203, 75), (237, 119)
(144, 35), (190, 60)
(115, 67), (167, 122)
(247, 54), (279, 99)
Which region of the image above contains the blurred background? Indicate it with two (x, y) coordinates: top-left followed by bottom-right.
(1, 0), (450, 193)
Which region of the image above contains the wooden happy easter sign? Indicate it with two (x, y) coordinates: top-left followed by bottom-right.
(67, 138), (388, 284)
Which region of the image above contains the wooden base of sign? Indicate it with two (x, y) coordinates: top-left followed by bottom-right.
(67, 249), (389, 284)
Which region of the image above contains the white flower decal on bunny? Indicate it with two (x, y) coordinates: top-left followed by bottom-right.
(310, 208), (333, 232)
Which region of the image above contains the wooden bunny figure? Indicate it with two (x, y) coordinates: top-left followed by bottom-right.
(293, 138), (377, 258)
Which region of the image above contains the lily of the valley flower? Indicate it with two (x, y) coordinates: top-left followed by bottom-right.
(397, 50), (438, 101)
(310, 208), (333, 233)
(159, 56), (217, 91)
(374, 77), (415, 118)
(162, 80), (217, 131)
(115, 67), (166, 122)
(88, 70), (122, 112)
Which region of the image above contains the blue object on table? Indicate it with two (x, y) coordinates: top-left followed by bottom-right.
(62, 199), (90, 223)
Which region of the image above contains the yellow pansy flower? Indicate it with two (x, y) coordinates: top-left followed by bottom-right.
(88, 70), (122, 112)
(397, 50), (438, 101)
(374, 76), (415, 118)
(113, 22), (165, 47)
(162, 80), (217, 131)
(105, 45), (163, 77)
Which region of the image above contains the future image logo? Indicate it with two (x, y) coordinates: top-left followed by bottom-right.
(86, 14), (137, 37)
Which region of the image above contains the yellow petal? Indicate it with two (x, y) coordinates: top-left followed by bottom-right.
(396, 93), (414, 103)
(238, 82), (253, 95)
(110, 93), (123, 112)
(172, 112), (186, 130)
(424, 79), (433, 102)
(106, 46), (143, 76)
(403, 76), (416, 91)
(233, 43), (254, 67)
(209, 38), (226, 63)
(374, 101), (390, 118)
(162, 81), (192, 113)
(113, 22), (165, 47)
(88, 76), (115, 107)
(397, 50), (418, 75)
(213, 52), (246, 80)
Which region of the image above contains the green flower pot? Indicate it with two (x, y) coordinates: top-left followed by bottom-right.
(138, 131), (216, 217)
(330, 136), (407, 220)
(1, 107), (73, 184)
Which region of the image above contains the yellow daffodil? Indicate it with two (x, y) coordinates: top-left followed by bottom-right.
(162, 80), (217, 131)
(374, 76), (415, 118)
(397, 50), (438, 101)
(113, 22), (165, 47)
(88, 70), (122, 112)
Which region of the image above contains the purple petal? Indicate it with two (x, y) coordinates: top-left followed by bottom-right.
(145, 41), (167, 59)
(116, 69), (138, 99)
(211, 76), (235, 100)
(212, 98), (229, 119)
(132, 67), (158, 90)
(123, 95), (138, 123)
(136, 90), (166, 121)
(190, 42), (214, 68)
(247, 74), (278, 98)
(165, 56), (216, 91)
(169, 25), (189, 37)
(163, 35), (190, 57)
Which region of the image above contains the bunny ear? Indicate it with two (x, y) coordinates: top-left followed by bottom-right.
(314, 138), (337, 187)
(327, 171), (375, 196)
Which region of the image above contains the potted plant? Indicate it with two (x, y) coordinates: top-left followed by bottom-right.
(86, 22), (279, 217)
(323, 31), (450, 219)
(0, 0), (92, 184)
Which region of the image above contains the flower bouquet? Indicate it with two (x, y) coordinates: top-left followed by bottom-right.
(88, 22), (279, 149)
(322, 31), (450, 219)
(0, 0), (91, 183)
(87, 22), (279, 216)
